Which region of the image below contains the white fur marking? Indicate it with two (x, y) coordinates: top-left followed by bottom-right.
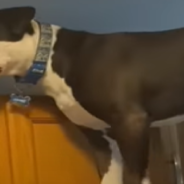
(41, 24), (110, 130)
(0, 20), (39, 76)
(41, 25), (76, 109)
(102, 134), (151, 184)
(141, 177), (151, 184)
(101, 135), (123, 184)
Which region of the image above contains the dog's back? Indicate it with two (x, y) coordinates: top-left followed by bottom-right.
(52, 27), (184, 123)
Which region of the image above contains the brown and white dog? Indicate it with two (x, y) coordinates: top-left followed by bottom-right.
(1, 5), (184, 184)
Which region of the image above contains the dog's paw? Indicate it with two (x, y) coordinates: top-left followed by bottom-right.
(141, 178), (151, 184)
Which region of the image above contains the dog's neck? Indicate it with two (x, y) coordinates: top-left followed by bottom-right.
(0, 20), (40, 76)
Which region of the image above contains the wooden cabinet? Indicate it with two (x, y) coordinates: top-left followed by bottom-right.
(0, 97), (100, 184)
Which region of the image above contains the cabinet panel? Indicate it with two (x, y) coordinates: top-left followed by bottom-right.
(0, 97), (100, 184)
(34, 123), (99, 184)
(6, 104), (38, 184)
(0, 103), (12, 184)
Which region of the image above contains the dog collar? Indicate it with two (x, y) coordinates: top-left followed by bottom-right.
(10, 22), (53, 107)
(15, 23), (53, 84)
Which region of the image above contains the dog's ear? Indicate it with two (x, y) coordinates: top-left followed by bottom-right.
(0, 6), (36, 36)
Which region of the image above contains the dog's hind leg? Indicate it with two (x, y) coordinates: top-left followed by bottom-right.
(79, 126), (123, 184)
(101, 133), (123, 184)
(111, 105), (151, 184)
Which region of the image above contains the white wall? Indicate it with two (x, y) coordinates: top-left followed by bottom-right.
(1, 0), (184, 94)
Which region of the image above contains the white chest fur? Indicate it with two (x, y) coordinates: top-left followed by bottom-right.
(40, 25), (76, 109)
(40, 25), (109, 130)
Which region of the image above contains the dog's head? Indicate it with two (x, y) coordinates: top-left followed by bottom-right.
(0, 6), (39, 76)
(0, 6), (35, 41)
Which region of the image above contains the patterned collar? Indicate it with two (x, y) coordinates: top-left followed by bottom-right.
(15, 22), (53, 84)
(10, 22), (53, 107)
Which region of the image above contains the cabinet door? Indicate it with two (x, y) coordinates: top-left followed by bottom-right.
(0, 100), (12, 184)
(1, 97), (100, 184)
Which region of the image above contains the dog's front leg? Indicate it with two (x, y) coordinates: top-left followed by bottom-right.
(111, 106), (151, 184)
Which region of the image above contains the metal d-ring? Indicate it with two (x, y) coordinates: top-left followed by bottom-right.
(13, 83), (24, 95)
